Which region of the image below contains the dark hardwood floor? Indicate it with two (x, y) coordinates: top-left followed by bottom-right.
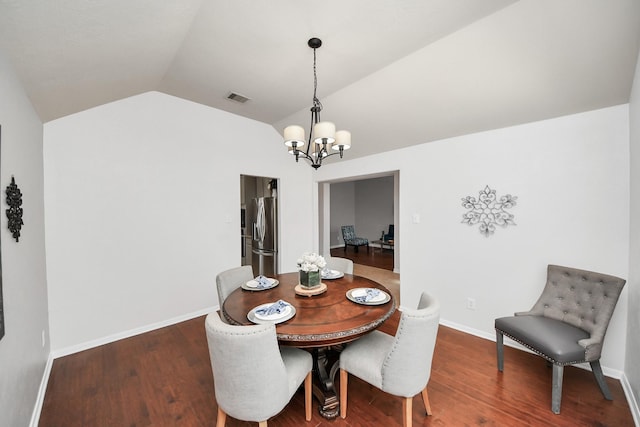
(39, 312), (634, 426)
(331, 245), (394, 271)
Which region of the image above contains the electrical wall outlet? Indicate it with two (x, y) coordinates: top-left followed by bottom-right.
(466, 297), (476, 310)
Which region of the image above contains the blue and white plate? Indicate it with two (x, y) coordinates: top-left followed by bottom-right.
(346, 288), (390, 305)
(321, 269), (344, 280)
(247, 302), (296, 324)
(242, 278), (279, 291)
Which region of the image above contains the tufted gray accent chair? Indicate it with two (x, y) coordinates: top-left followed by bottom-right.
(495, 264), (625, 414)
(205, 312), (313, 426)
(339, 292), (440, 427)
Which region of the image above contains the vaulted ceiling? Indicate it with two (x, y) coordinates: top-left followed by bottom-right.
(1, 0), (639, 160)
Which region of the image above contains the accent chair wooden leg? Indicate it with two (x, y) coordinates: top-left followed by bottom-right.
(551, 364), (564, 414)
(590, 360), (613, 400)
(258, 422), (267, 427)
(421, 386), (432, 416)
(304, 371), (312, 421)
(340, 369), (348, 419)
(496, 331), (504, 371)
(216, 407), (226, 427)
(402, 396), (413, 427)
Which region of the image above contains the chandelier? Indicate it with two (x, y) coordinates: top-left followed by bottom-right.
(284, 38), (351, 169)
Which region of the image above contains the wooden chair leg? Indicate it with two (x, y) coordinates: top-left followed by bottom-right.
(258, 422), (267, 427)
(304, 371), (312, 421)
(421, 386), (432, 416)
(216, 407), (226, 427)
(340, 369), (348, 419)
(551, 364), (564, 414)
(402, 396), (413, 427)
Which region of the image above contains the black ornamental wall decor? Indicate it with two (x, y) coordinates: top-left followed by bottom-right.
(6, 176), (24, 242)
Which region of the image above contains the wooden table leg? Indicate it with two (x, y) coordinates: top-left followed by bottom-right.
(312, 347), (341, 419)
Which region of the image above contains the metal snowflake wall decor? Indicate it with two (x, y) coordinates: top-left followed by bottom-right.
(461, 185), (517, 237)
(6, 176), (24, 242)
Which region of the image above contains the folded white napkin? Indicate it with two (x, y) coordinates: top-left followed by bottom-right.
(254, 275), (271, 288)
(354, 288), (381, 303)
(255, 300), (288, 316)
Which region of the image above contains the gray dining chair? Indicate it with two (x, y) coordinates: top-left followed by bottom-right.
(215, 265), (254, 310)
(339, 292), (440, 427)
(495, 264), (626, 414)
(205, 312), (313, 427)
(325, 256), (354, 274)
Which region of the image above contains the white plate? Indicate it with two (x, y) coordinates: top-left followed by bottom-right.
(321, 269), (344, 280)
(346, 288), (391, 305)
(248, 302), (296, 324)
(242, 278), (279, 291)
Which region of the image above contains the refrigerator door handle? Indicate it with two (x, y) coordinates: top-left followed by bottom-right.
(256, 198), (266, 243)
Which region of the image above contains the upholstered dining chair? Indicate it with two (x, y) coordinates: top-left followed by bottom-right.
(339, 292), (440, 427)
(495, 264), (626, 414)
(341, 225), (369, 253)
(325, 256), (354, 274)
(383, 224), (394, 242)
(215, 265), (254, 310)
(205, 312), (313, 427)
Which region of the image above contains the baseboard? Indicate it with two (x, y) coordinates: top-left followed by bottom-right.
(621, 373), (640, 427)
(51, 306), (217, 358)
(29, 352), (54, 427)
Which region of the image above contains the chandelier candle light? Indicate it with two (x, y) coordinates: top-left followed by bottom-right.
(284, 38), (351, 169)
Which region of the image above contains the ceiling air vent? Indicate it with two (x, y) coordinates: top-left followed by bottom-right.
(226, 92), (250, 103)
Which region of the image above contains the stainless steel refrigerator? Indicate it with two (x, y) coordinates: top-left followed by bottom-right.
(250, 197), (278, 276)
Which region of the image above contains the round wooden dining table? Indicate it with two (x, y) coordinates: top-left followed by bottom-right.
(221, 271), (396, 418)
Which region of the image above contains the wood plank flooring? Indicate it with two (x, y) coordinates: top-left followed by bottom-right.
(39, 311), (634, 426)
(331, 246), (394, 271)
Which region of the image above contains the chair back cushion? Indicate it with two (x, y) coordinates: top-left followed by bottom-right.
(216, 265), (254, 308)
(341, 225), (356, 240)
(382, 292), (440, 397)
(520, 264), (625, 360)
(385, 224), (394, 240)
(326, 256), (354, 274)
(205, 313), (289, 421)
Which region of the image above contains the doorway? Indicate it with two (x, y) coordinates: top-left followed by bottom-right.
(318, 171), (399, 274)
(240, 175), (279, 276)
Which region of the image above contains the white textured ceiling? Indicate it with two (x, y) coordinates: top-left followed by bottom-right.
(1, 0), (639, 160)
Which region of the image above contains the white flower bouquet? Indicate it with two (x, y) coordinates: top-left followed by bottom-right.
(297, 252), (327, 272)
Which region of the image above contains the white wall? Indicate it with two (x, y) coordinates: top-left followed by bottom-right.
(355, 177), (394, 242)
(43, 92), (314, 353)
(626, 45), (640, 418)
(316, 105), (630, 373)
(329, 181), (355, 247)
(0, 52), (50, 427)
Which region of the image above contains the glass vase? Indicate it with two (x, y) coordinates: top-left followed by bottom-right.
(299, 270), (321, 288)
